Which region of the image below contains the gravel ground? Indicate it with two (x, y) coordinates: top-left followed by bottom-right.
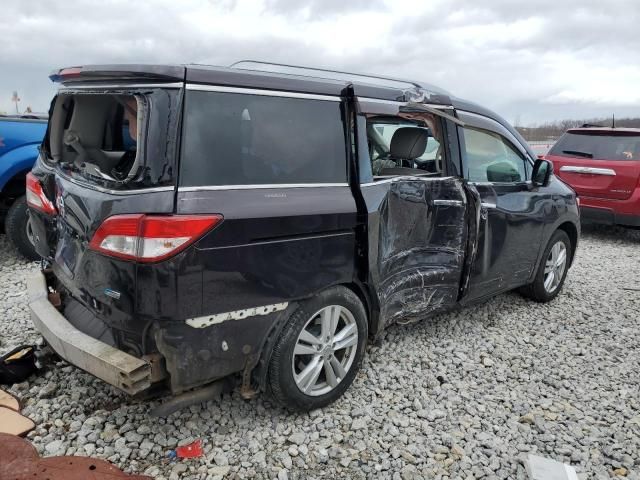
(1, 225), (639, 480)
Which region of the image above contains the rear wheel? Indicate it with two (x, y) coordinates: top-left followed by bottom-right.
(520, 229), (571, 302)
(5, 196), (39, 261)
(267, 286), (367, 410)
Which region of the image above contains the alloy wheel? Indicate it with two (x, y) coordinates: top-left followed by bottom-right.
(292, 305), (359, 397)
(543, 241), (567, 293)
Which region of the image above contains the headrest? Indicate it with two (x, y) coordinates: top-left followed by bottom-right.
(390, 127), (429, 160)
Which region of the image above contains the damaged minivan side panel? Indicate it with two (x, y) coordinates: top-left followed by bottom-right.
(361, 177), (471, 327)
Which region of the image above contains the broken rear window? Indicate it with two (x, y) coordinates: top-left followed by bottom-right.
(43, 89), (180, 188)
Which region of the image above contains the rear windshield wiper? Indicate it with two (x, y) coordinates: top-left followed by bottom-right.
(562, 150), (593, 158)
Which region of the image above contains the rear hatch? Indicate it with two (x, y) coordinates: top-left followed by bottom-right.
(546, 129), (640, 200)
(28, 69), (184, 349)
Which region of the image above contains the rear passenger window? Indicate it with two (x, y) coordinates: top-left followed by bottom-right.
(180, 91), (347, 187)
(462, 127), (527, 183)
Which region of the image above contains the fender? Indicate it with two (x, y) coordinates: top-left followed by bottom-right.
(528, 202), (580, 284)
(0, 143), (39, 192)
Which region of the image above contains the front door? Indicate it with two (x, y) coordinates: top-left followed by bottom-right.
(456, 111), (544, 301)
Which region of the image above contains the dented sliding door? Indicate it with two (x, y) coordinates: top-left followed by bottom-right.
(361, 177), (470, 326)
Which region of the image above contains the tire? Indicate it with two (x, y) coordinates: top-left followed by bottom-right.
(267, 286), (368, 410)
(5, 196), (39, 261)
(520, 229), (571, 303)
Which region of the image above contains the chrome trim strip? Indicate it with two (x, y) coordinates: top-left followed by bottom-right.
(185, 84), (341, 101)
(360, 176), (456, 187)
(58, 82), (183, 90)
(358, 97), (455, 109)
(39, 161), (174, 195)
(178, 183), (348, 192)
(560, 166), (616, 176)
(481, 202), (497, 209)
(433, 199), (464, 206)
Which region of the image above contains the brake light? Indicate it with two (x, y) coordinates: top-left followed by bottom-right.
(26, 173), (57, 215)
(89, 214), (223, 262)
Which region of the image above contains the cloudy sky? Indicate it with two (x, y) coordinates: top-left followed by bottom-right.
(2, 0), (639, 125)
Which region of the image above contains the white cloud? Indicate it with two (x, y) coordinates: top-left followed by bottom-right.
(1, 0), (639, 123)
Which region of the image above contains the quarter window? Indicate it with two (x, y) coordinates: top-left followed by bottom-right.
(462, 127), (527, 183)
(180, 91), (347, 187)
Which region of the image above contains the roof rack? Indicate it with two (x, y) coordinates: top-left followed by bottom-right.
(229, 60), (425, 91)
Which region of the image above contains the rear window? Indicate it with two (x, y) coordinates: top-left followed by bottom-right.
(179, 90), (347, 187)
(44, 89), (180, 189)
(549, 132), (640, 160)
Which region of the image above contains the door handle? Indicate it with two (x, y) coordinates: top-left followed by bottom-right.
(481, 202), (496, 209)
(560, 166), (616, 176)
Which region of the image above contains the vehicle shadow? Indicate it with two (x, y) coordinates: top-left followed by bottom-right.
(580, 222), (640, 243)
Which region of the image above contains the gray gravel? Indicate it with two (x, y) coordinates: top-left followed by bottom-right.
(1, 225), (639, 480)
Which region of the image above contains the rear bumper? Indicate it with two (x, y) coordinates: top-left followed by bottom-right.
(579, 190), (640, 227)
(580, 206), (640, 227)
(27, 271), (152, 395)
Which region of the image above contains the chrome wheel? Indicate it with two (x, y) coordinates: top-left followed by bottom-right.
(25, 218), (35, 246)
(292, 305), (358, 397)
(544, 241), (567, 293)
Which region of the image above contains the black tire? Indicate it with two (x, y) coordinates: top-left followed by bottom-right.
(5, 196), (39, 261)
(520, 229), (571, 303)
(267, 286), (368, 410)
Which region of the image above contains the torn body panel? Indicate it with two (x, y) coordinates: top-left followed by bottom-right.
(154, 306), (291, 394)
(361, 177), (472, 327)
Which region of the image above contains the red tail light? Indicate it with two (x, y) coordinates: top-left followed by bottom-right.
(26, 173), (57, 215)
(89, 214), (223, 262)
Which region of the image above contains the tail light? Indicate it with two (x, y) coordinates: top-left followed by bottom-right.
(26, 173), (57, 215)
(89, 214), (223, 263)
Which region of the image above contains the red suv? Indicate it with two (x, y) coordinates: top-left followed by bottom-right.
(545, 127), (640, 227)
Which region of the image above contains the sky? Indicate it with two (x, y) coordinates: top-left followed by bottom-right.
(2, 0), (640, 125)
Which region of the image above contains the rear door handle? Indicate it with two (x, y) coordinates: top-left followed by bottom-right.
(560, 166), (616, 176)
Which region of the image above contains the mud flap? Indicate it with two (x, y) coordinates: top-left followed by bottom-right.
(362, 177), (478, 327)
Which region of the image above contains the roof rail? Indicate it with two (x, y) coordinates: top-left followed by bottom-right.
(229, 60), (424, 90)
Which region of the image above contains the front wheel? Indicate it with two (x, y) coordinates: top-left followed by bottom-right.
(267, 286), (368, 410)
(5, 196), (39, 261)
(520, 229), (571, 302)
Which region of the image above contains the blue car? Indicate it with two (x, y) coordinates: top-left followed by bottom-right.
(0, 114), (48, 259)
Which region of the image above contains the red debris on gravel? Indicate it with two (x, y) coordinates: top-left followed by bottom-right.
(174, 439), (203, 459)
(0, 433), (152, 480)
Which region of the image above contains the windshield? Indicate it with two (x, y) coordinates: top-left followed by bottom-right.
(549, 132), (640, 160)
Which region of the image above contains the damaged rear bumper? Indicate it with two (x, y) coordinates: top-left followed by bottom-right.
(26, 271), (152, 395)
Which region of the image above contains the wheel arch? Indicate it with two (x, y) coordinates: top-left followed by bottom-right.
(251, 281), (378, 393)
(557, 221), (579, 266)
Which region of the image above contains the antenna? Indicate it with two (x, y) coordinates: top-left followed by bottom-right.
(612, 114), (615, 128)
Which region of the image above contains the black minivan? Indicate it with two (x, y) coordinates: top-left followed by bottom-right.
(27, 62), (579, 411)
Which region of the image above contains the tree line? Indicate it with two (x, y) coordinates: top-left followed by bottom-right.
(516, 117), (640, 142)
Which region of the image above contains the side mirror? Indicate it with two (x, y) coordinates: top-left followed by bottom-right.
(532, 158), (553, 187)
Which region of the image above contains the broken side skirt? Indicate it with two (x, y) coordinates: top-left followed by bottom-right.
(26, 272), (151, 395)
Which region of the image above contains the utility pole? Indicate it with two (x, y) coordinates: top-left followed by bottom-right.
(11, 91), (20, 114)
